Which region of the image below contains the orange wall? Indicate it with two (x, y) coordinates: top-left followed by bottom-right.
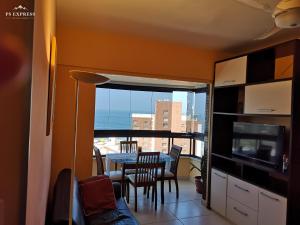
(0, 1), (34, 225)
(51, 65), (95, 185)
(51, 24), (225, 187)
(25, 0), (56, 224)
(57, 25), (223, 83)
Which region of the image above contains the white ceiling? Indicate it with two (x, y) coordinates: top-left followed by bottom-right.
(57, 0), (298, 50)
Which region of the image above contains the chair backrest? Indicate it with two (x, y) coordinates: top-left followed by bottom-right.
(120, 141), (138, 153)
(169, 145), (182, 175)
(134, 152), (160, 185)
(93, 146), (104, 175)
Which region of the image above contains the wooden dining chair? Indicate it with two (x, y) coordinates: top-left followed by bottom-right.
(93, 146), (123, 181)
(120, 141), (138, 153)
(127, 152), (160, 212)
(157, 145), (182, 199)
(117, 141), (138, 172)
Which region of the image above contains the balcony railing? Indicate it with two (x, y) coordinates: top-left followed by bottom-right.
(94, 129), (205, 157)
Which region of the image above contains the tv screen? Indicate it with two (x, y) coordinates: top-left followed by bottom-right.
(232, 122), (285, 167)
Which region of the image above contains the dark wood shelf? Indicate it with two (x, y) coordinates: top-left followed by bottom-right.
(211, 40), (300, 224)
(213, 112), (291, 118)
(211, 153), (288, 182)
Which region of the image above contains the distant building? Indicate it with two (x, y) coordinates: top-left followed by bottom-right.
(132, 114), (154, 150)
(131, 101), (202, 153)
(154, 101), (201, 153)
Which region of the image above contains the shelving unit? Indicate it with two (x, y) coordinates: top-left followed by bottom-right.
(209, 40), (300, 225)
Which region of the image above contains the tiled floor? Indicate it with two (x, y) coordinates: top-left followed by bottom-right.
(126, 179), (233, 225)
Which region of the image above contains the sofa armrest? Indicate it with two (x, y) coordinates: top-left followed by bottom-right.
(112, 182), (121, 200)
(51, 169), (71, 225)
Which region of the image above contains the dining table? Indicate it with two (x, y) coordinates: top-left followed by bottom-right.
(105, 152), (174, 204)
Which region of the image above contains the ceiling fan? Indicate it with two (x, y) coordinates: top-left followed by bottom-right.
(235, 0), (300, 39)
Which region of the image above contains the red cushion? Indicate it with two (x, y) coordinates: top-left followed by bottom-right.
(79, 176), (117, 216)
(79, 175), (108, 184)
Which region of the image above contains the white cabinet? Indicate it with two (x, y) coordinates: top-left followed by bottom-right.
(244, 80), (292, 115)
(215, 56), (247, 87)
(210, 171), (287, 225)
(211, 168), (227, 216)
(258, 189), (287, 225)
(227, 176), (259, 210)
(227, 198), (258, 225)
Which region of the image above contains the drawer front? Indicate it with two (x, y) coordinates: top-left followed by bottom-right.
(211, 168), (227, 216)
(228, 176), (259, 210)
(227, 198), (258, 225)
(244, 80), (292, 115)
(215, 56), (247, 87)
(258, 189), (287, 225)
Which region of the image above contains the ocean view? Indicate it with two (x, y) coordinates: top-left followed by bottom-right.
(94, 89), (207, 130)
(94, 110), (133, 130)
(94, 109), (206, 130)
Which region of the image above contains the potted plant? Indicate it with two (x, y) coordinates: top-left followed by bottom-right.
(190, 162), (203, 194)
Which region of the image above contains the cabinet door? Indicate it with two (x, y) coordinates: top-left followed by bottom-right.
(244, 80), (292, 115)
(215, 56), (247, 87)
(211, 168), (227, 216)
(227, 176), (259, 210)
(227, 198), (258, 225)
(258, 189), (287, 225)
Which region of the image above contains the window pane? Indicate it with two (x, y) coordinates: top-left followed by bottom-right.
(95, 88), (207, 133)
(171, 91), (187, 133)
(130, 90), (152, 114)
(132, 137), (154, 151)
(132, 137), (169, 153)
(94, 137), (127, 155)
(152, 92), (172, 131)
(130, 91), (153, 130)
(109, 89), (131, 129)
(154, 138), (169, 153)
(95, 89), (109, 130)
(195, 140), (205, 157)
(194, 92), (207, 133)
(94, 137), (170, 154)
(94, 85), (209, 156)
(173, 138), (191, 154)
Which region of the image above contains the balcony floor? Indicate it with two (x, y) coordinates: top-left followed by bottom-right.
(126, 179), (233, 225)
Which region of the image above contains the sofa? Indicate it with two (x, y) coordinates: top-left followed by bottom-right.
(51, 168), (139, 225)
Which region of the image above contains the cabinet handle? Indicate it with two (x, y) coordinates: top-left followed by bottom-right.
(260, 192), (280, 202)
(233, 207), (248, 217)
(213, 172), (226, 179)
(256, 108), (276, 112)
(234, 184), (249, 193)
(223, 80), (236, 83)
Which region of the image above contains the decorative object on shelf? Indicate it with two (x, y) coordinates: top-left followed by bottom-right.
(282, 154), (288, 173)
(46, 36), (57, 136)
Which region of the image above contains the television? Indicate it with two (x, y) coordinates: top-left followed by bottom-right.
(232, 122), (285, 168)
